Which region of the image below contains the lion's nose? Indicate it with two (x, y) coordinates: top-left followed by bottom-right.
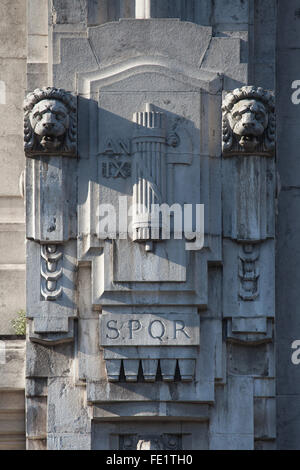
(242, 121), (255, 128)
(43, 122), (55, 129)
(242, 112), (256, 128)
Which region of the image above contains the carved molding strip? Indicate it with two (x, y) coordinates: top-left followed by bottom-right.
(40, 244), (63, 300)
(239, 244), (260, 301)
(105, 358), (195, 383)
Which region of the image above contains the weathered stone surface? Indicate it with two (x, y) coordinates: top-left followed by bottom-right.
(47, 378), (91, 434)
(227, 343), (273, 377)
(27, 63), (48, 93)
(91, 420), (209, 450)
(0, 340), (25, 389)
(277, 396), (300, 449)
(0, 137), (25, 197)
(209, 376), (254, 450)
(26, 397), (47, 439)
(254, 397), (276, 440)
(78, 318), (102, 382)
(47, 433), (91, 450)
(27, 35), (48, 64)
(0, 267), (26, 334)
(213, 0), (249, 26)
(87, 19), (212, 70)
(26, 438), (47, 450)
(201, 37), (247, 89)
(254, 439), (276, 450)
(26, 378), (48, 398)
(0, 390), (25, 450)
(28, 0), (48, 36)
(22, 1), (277, 452)
(0, 0), (26, 58)
(93, 402), (209, 420)
(52, 0), (88, 25)
(0, 224), (25, 264)
(26, 340), (73, 378)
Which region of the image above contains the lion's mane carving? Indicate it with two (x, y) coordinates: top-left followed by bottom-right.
(222, 86), (275, 155)
(24, 87), (77, 156)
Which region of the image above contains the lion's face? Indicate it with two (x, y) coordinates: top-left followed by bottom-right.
(227, 99), (268, 150)
(29, 99), (69, 150)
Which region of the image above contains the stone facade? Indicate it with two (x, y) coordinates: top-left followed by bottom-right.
(21, 0), (276, 450)
(1, 0), (299, 451)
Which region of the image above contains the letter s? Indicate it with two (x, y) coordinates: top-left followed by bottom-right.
(291, 340), (300, 365)
(106, 320), (119, 340)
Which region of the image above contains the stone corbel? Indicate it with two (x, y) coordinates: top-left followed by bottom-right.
(24, 87), (78, 343)
(222, 86), (275, 342)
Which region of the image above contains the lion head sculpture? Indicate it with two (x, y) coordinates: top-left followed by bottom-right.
(24, 87), (77, 156)
(222, 86), (275, 155)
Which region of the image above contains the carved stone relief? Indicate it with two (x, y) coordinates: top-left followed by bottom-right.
(239, 244), (260, 301)
(222, 86), (275, 156)
(222, 86), (275, 344)
(119, 434), (182, 450)
(23, 9), (277, 450)
(24, 87), (77, 157)
(132, 103), (167, 245)
(24, 87), (77, 343)
(40, 244), (63, 301)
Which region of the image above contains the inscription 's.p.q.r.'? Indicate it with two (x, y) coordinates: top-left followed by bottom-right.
(106, 318), (190, 340)
(99, 313), (200, 346)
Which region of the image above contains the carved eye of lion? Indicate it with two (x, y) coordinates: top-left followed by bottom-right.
(33, 112), (42, 121)
(56, 112), (66, 121)
(233, 113), (241, 121)
(255, 112), (264, 122)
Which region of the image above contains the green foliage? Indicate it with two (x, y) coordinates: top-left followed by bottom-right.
(11, 309), (26, 336)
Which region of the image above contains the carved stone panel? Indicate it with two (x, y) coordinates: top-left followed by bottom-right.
(77, 60), (222, 312)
